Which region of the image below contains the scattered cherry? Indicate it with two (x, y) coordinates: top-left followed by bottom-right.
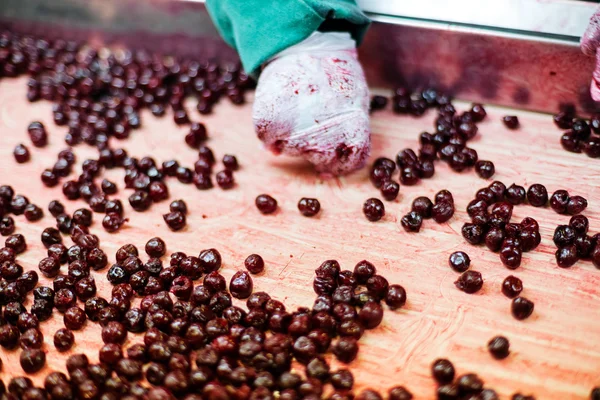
(185, 123), (208, 148)
(511, 296), (534, 320)
(145, 237), (166, 258)
(381, 181), (400, 201)
(222, 154), (239, 171)
(54, 329), (75, 352)
(385, 285), (406, 310)
(245, 254), (265, 274)
(475, 160), (495, 179)
(27, 121), (48, 147)
(255, 194), (278, 214)
(448, 251), (470, 273)
(163, 211), (186, 231)
(431, 359), (455, 384)
(363, 198), (385, 222)
(411, 197), (432, 218)
(370, 95), (388, 111)
(20, 349), (46, 373)
(527, 184), (548, 207)
(488, 336), (510, 359)
(13, 144), (31, 163)
(298, 198), (320, 217)
(502, 116), (519, 129)
(216, 170), (234, 189)
(502, 276), (523, 298)
(102, 213), (127, 233)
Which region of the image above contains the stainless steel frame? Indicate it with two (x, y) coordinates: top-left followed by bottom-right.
(358, 0), (593, 38)
(0, 0), (598, 114)
(359, 14), (597, 114)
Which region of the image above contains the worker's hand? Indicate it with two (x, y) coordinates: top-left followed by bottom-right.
(581, 8), (600, 101)
(252, 32), (371, 175)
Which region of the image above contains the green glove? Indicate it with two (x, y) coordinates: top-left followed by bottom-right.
(205, 0), (370, 76)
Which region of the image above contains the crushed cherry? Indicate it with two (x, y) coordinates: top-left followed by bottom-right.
(454, 270), (483, 294)
(401, 211), (422, 232)
(103, 213), (127, 233)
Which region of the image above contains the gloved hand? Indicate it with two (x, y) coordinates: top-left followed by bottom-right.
(252, 32), (371, 175)
(581, 8), (600, 101)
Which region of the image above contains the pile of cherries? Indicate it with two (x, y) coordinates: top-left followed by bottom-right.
(554, 107), (600, 158)
(369, 90), (495, 200)
(0, 175), (417, 399)
(0, 30), (252, 233)
(367, 91), (495, 228)
(461, 181), (588, 270)
(0, 231), (43, 371)
(0, 185), (45, 237)
(366, 154), (458, 226)
(553, 214), (600, 269)
(0, 200), (417, 400)
(462, 181), (541, 270)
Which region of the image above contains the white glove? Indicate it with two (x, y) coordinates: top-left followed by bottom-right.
(252, 32), (371, 175)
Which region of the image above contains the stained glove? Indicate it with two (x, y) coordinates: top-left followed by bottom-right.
(581, 8), (600, 101)
(252, 32), (371, 175)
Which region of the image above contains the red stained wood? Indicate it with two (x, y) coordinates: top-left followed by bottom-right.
(0, 77), (598, 399)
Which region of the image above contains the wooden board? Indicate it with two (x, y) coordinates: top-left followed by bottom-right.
(0, 76), (599, 399)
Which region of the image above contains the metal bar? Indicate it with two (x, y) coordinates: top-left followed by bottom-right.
(365, 14), (582, 46)
(358, 18), (596, 115)
(357, 0), (596, 38)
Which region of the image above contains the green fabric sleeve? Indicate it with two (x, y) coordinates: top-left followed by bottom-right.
(205, 0), (370, 76)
